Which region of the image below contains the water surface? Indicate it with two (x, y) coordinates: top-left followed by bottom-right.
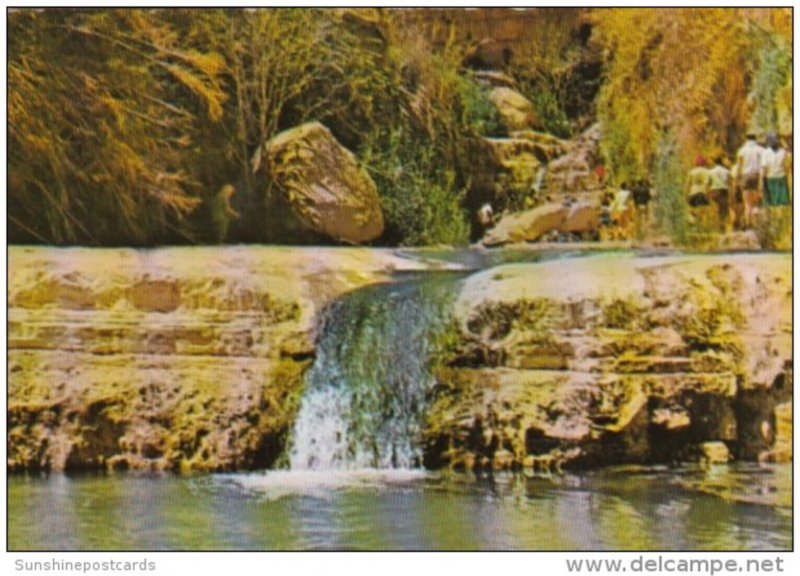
(9, 464), (790, 551)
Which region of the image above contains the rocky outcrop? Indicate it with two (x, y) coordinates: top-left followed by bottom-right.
(425, 254), (792, 472)
(7, 246), (448, 473)
(488, 87), (539, 132)
(265, 122), (385, 244)
(466, 131), (569, 219)
(542, 122), (603, 195)
(483, 203), (569, 246)
(483, 200), (601, 246)
(8, 248), (792, 474)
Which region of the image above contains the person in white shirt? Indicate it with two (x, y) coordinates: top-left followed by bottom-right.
(736, 133), (764, 226)
(477, 202), (495, 228)
(761, 132), (791, 206)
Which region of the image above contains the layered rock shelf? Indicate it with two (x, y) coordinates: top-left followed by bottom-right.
(425, 254), (792, 471)
(7, 247), (792, 474)
(7, 246), (446, 472)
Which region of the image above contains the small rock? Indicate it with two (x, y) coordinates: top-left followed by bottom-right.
(472, 70), (516, 89)
(700, 441), (731, 464)
(652, 408), (691, 430)
(488, 87), (539, 132)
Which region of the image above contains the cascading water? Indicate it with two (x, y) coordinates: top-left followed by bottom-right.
(289, 275), (457, 471)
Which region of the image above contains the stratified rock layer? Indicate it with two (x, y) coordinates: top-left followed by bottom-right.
(7, 246), (442, 472)
(425, 254), (792, 471)
(8, 248), (792, 474)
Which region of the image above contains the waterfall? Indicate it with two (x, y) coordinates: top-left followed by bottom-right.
(289, 275), (457, 470)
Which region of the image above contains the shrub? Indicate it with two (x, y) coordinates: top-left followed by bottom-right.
(458, 75), (506, 137)
(361, 128), (470, 246)
(753, 207), (793, 251)
(653, 133), (690, 244)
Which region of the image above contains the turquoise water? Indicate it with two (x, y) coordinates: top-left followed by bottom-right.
(8, 464), (791, 551)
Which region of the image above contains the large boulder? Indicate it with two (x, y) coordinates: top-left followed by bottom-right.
(483, 203), (568, 246)
(265, 122), (384, 244)
(488, 87), (539, 132)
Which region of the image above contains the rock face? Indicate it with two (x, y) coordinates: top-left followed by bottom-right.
(472, 124), (605, 242)
(484, 199), (601, 246)
(488, 87), (540, 132)
(424, 254), (792, 471)
(542, 123), (603, 195)
(8, 248), (792, 474)
(7, 246), (443, 473)
(265, 122), (384, 244)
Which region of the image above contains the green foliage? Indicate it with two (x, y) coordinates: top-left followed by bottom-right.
(502, 8), (592, 138)
(593, 8), (782, 181)
(653, 133), (690, 244)
(458, 75), (506, 137)
(753, 207), (793, 251)
(361, 128), (470, 246)
(8, 9), (226, 245)
(529, 87), (573, 139)
(748, 35), (792, 136)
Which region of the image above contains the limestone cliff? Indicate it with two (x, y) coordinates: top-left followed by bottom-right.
(7, 248), (792, 474)
(7, 246), (443, 472)
(425, 254), (792, 471)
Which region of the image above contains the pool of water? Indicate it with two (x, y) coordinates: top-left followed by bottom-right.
(8, 463), (791, 551)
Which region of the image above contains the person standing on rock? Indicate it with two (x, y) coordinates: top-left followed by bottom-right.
(761, 132), (791, 207)
(608, 183), (633, 238)
(708, 156), (733, 232)
(736, 133), (765, 226)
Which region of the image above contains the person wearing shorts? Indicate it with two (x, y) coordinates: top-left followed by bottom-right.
(736, 133), (764, 227)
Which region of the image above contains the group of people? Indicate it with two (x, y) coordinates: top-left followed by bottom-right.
(686, 132), (791, 232)
(477, 131), (790, 242)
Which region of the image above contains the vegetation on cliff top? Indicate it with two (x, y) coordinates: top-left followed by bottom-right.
(8, 8), (792, 247)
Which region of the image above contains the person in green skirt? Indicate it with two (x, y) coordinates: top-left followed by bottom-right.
(762, 133), (791, 206)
